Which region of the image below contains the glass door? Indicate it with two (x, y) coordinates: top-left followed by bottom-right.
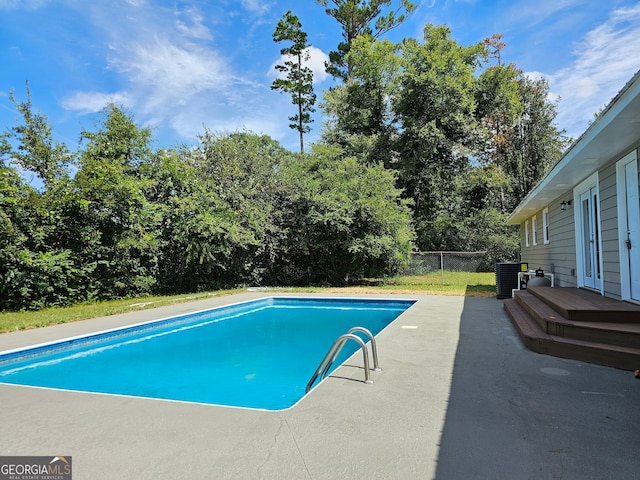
(579, 187), (601, 290)
(618, 154), (640, 301)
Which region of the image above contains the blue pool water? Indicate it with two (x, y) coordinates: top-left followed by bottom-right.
(0, 297), (415, 410)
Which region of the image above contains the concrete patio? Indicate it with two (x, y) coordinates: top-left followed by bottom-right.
(1, 293), (638, 479)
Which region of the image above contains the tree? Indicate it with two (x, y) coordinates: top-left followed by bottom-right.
(0, 86), (92, 310)
(321, 35), (401, 165)
(484, 33), (507, 66)
(271, 11), (316, 154)
(73, 104), (161, 299)
(7, 83), (72, 188)
(317, 0), (416, 81)
(275, 144), (414, 284)
(134, 147), (196, 293)
(505, 75), (568, 205)
(474, 36), (568, 212)
(475, 62), (522, 211)
(185, 131), (293, 287)
(459, 164), (519, 266)
(394, 24), (485, 250)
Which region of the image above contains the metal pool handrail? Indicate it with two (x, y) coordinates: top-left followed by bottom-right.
(346, 327), (381, 372)
(305, 327), (380, 393)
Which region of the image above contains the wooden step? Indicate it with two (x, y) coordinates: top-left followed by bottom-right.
(551, 319), (640, 350)
(513, 290), (640, 349)
(503, 298), (553, 352)
(504, 298), (640, 371)
(513, 290), (565, 331)
(527, 286), (640, 322)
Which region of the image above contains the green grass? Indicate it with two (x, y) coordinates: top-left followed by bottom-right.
(0, 272), (495, 334)
(0, 289), (244, 334)
(377, 271), (494, 289)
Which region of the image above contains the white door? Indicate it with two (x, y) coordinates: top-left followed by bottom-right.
(577, 184), (601, 290)
(617, 152), (640, 301)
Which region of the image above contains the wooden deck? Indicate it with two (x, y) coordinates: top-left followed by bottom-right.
(527, 286), (640, 322)
(503, 286), (640, 371)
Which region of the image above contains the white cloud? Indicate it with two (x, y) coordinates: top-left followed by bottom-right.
(305, 46), (331, 83)
(169, 105), (287, 142)
(109, 36), (231, 99)
(62, 31), (245, 136)
(61, 91), (132, 114)
(161, 82), (292, 146)
(545, 4), (640, 138)
(268, 46), (330, 84)
(175, 8), (213, 41)
(504, 0), (582, 27)
(63, 30), (294, 145)
(241, 0), (274, 16)
(56, 1), (319, 148)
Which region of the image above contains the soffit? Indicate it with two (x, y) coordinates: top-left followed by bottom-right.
(508, 70), (640, 224)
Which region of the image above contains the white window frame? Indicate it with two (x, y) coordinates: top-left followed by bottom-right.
(542, 207), (550, 244)
(525, 220), (530, 247)
(532, 215), (538, 246)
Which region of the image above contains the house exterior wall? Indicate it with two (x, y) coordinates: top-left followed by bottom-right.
(520, 199), (577, 287)
(599, 161), (622, 298)
(519, 144), (640, 297)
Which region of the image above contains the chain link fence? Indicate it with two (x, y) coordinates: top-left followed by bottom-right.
(402, 251), (489, 277)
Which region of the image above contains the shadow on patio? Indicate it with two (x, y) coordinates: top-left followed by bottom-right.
(434, 297), (640, 479)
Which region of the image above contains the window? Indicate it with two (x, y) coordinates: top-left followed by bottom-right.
(543, 208), (550, 244)
(532, 215), (538, 246)
(525, 220), (530, 247)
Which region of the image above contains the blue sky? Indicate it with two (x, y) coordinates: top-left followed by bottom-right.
(2, 0), (640, 153)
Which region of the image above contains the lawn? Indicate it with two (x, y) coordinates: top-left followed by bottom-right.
(0, 272), (495, 333)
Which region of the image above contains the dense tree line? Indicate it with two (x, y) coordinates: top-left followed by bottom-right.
(321, 24), (568, 264)
(1, 5), (568, 311)
(0, 98), (413, 310)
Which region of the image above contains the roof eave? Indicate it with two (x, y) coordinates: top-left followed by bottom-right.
(508, 70), (640, 225)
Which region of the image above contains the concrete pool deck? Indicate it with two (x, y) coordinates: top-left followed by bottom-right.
(0, 293), (638, 479)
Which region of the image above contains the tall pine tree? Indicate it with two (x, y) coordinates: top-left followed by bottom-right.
(271, 11), (316, 154)
(317, 0), (416, 81)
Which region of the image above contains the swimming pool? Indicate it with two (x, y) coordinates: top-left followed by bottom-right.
(0, 297), (415, 410)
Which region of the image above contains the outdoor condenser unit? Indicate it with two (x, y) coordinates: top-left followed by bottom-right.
(495, 262), (526, 299)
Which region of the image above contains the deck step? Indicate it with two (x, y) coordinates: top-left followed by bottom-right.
(527, 286), (640, 322)
(551, 319), (640, 350)
(514, 290), (564, 332)
(513, 290), (640, 349)
(503, 298), (553, 352)
(504, 297), (640, 371)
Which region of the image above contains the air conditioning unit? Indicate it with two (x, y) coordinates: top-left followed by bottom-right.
(495, 262), (526, 299)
